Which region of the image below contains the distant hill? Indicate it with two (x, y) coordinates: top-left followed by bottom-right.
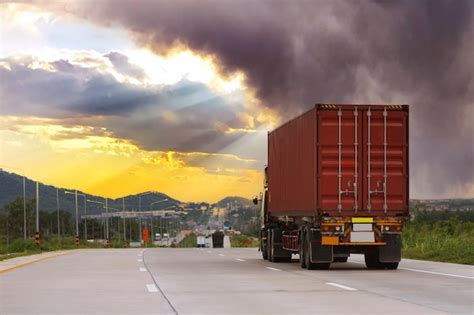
(216, 196), (254, 208)
(0, 170), (180, 214)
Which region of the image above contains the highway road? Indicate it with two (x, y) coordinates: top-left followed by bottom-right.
(1, 248), (472, 314)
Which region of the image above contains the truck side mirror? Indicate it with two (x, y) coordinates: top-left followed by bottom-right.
(252, 196), (259, 205)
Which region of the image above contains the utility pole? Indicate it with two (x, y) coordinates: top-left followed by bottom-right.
(122, 197), (126, 242)
(75, 190), (79, 241)
(105, 198), (109, 240)
(56, 188), (60, 242)
(23, 175), (26, 240)
(35, 181), (39, 235)
(83, 197), (87, 240)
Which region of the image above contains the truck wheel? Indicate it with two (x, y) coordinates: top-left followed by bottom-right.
(261, 230), (268, 260)
(364, 247), (381, 269)
(333, 257), (348, 263)
(304, 234), (317, 270)
(299, 231), (306, 268)
(379, 262), (399, 270)
(267, 229), (274, 262)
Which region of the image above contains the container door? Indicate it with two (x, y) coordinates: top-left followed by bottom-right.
(318, 107), (363, 215)
(362, 108), (408, 215)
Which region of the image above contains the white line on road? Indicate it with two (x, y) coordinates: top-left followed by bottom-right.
(265, 267), (282, 272)
(326, 282), (357, 291)
(236, 258), (246, 262)
(137, 259), (143, 262)
(139, 267), (146, 272)
(206, 251), (212, 253)
(146, 284), (158, 293)
(218, 254), (225, 257)
(400, 268), (474, 280)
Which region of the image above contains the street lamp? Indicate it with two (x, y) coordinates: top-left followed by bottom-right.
(149, 199), (168, 244)
(0, 166), (27, 239)
(86, 198), (109, 240)
(65, 190), (87, 243)
(138, 192), (155, 244)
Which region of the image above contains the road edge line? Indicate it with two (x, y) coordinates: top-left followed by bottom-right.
(0, 250), (79, 274)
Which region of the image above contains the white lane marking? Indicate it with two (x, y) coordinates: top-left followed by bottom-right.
(137, 259), (143, 262)
(266, 267), (282, 272)
(146, 284), (158, 293)
(351, 259), (473, 279)
(400, 267), (474, 280)
(206, 251), (212, 253)
(218, 254), (225, 257)
(326, 282), (357, 291)
(236, 258), (246, 262)
(139, 267), (146, 272)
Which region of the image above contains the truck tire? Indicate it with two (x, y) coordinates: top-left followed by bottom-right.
(299, 230), (306, 269)
(365, 247), (400, 269)
(261, 230), (268, 260)
(303, 228), (331, 270)
(267, 229), (274, 262)
(364, 247), (380, 269)
(380, 262), (399, 270)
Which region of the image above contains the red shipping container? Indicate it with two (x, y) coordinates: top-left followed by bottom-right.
(267, 104), (409, 218)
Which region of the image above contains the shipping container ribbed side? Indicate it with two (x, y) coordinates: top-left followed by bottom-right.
(267, 104), (409, 218)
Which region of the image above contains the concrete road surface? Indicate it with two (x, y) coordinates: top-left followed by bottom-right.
(1, 248), (472, 314)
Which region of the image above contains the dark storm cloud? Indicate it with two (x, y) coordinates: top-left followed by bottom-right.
(65, 0), (474, 197)
(0, 56), (156, 117)
(0, 55), (252, 154)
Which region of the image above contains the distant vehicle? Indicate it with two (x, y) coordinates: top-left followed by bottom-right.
(212, 231), (224, 248)
(196, 235), (206, 248)
(162, 233), (169, 241)
(256, 104), (409, 270)
(155, 233), (162, 241)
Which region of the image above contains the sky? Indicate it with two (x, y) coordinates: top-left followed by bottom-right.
(0, 1), (473, 202)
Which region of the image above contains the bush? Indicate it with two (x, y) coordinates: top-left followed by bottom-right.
(230, 234), (258, 247)
(7, 239), (38, 253)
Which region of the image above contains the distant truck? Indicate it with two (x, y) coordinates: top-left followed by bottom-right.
(196, 235), (206, 248)
(212, 231), (224, 248)
(255, 104), (409, 270)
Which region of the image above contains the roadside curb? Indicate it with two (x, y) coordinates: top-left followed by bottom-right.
(0, 250), (79, 274)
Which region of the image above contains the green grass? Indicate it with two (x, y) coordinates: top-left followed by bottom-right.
(178, 233), (197, 247)
(230, 234), (259, 247)
(402, 218), (474, 265)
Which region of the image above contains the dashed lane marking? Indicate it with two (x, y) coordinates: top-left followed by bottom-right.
(326, 282), (357, 291)
(265, 267), (282, 272)
(146, 284), (158, 293)
(236, 258), (246, 262)
(137, 259), (143, 262)
(218, 254), (225, 257)
(139, 267), (146, 272)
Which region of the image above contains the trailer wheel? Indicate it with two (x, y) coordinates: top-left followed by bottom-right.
(261, 230), (268, 260)
(364, 247), (381, 269)
(299, 230), (306, 268)
(267, 229), (274, 262)
(304, 233), (317, 270)
(379, 262), (399, 270)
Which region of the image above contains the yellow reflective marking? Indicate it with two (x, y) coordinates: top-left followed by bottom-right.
(352, 217), (373, 223)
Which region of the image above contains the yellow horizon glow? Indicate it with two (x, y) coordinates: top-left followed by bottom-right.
(0, 117), (264, 203)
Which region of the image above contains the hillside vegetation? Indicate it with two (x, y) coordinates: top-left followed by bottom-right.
(402, 208), (474, 265)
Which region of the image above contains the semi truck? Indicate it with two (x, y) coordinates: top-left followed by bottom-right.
(256, 104), (409, 270)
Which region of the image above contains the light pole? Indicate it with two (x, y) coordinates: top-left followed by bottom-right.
(36, 181), (39, 238)
(56, 188), (60, 242)
(65, 191), (86, 243)
(122, 197), (126, 242)
(149, 199), (168, 244)
(86, 198), (109, 240)
(0, 166), (27, 239)
(138, 192), (155, 244)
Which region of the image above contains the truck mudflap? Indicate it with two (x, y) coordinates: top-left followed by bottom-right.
(379, 234), (402, 263)
(272, 228), (292, 258)
(309, 229), (333, 263)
